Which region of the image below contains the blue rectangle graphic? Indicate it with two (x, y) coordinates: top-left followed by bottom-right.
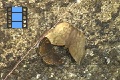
(12, 13), (22, 21)
(12, 7), (22, 12)
(12, 22), (22, 28)
(7, 6), (27, 28)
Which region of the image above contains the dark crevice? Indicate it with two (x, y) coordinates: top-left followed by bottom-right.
(0, 31), (11, 43)
(94, 0), (102, 13)
(95, 6), (120, 29)
(95, 19), (110, 28)
(111, 6), (120, 21)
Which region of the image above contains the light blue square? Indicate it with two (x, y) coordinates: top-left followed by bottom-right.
(12, 13), (22, 21)
(12, 7), (22, 12)
(12, 22), (22, 28)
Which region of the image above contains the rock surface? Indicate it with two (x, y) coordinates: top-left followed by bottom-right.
(0, 0), (120, 80)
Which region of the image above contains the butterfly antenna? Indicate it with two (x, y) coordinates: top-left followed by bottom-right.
(3, 29), (50, 80)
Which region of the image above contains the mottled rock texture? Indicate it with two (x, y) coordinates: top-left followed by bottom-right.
(0, 0), (120, 80)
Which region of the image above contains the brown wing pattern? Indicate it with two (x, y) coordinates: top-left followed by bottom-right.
(39, 22), (85, 65)
(39, 37), (63, 65)
(66, 27), (85, 64)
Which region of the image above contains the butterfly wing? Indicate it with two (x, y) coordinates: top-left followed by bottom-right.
(39, 37), (63, 65)
(45, 22), (72, 46)
(45, 22), (86, 64)
(67, 28), (85, 64)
